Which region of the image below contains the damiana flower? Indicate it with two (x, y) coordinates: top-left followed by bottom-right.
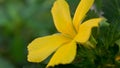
(27, 0), (103, 67)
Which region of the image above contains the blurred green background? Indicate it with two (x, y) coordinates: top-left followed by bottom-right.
(0, 0), (120, 68)
(0, 0), (56, 68)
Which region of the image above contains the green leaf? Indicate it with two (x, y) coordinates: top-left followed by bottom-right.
(102, 0), (120, 22)
(84, 10), (99, 21)
(95, 0), (103, 12)
(116, 39), (120, 53)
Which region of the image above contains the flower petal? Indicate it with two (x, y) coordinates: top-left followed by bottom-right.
(51, 0), (76, 38)
(27, 34), (71, 62)
(47, 41), (76, 67)
(74, 18), (102, 44)
(73, 0), (94, 31)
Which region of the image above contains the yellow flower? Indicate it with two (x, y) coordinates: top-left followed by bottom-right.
(27, 0), (102, 67)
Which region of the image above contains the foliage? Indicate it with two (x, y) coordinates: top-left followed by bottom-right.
(0, 0), (120, 68)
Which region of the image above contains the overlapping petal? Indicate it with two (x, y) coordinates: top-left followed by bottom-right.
(51, 0), (76, 38)
(47, 41), (76, 67)
(27, 0), (103, 67)
(73, 0), (94, 31)
(74, 18), (102, 44)
(27, 34), (71, 62)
